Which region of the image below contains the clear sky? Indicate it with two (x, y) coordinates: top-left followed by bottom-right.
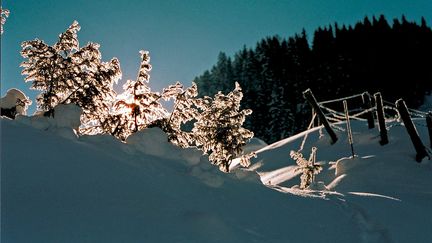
(1, 0), (431, 113)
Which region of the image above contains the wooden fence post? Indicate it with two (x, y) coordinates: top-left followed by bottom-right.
(396, 99), (428, 162)
(343, 100), (355, 157)
(427, 112), (432, 149)
(374, 92), (388, 145)
(303, 89), (338, 144)
(362, 92), (375, 129)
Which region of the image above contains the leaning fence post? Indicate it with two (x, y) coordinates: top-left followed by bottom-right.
(362, 92), (375, 129)
(303, 89), (338, 144)
(343, 100), (355, 157)
(396, 99), (428, 162)
(427, 112), (432, 149)
(374, 92), (388, 145)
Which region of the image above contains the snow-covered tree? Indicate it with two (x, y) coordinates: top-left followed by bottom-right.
(21, 21), (80, 112)
(0, 7), (9, 35)
(0, 88), (32, 119)
(20, 21), (121, 130)
(290, 147), (322, 189)
(98, 112), (130, 140)
(193, 82), (254, 172)
(69, 43), (121, 131)
(160, 82), (200, 147)
(107, 50), (167, 140)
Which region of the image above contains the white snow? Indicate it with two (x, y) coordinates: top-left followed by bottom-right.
(2, 115), (432, 242)
(0, 88), (32, 115)
(14, 104), (82, 140)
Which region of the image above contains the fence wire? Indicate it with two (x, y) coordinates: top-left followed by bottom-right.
(316, 91), (429, 123)
(318, 93), (363, 105)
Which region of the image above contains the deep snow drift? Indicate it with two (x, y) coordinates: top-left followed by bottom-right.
(2, 111), (432, 243)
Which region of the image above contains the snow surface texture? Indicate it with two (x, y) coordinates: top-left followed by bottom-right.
(14, 104), (82, 140)
(2, 113), (432, 242)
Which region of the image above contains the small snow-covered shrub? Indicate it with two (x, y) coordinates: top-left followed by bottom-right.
(290, 147), (322, 189)
(101, 50), (168, 140)
(159, 82), (200, 148)
(193, 82), (254, 172)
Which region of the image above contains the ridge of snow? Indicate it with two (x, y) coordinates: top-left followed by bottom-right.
(2, 116), (432, 242)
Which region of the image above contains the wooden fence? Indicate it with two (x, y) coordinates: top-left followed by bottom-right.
(303, 89), (431, 162)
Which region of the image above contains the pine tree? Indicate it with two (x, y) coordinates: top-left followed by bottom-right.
(107, 50), (168, 140)
(193, 70), (212, 96)
(160, 82), (200, 147)
(21, 21), (121, 131)
(193, 82), (253, 172)
(211, 52), (234, 94)
(232, 47), (260, 135)
(0, 7), (9, 35)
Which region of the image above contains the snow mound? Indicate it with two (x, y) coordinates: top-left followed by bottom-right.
(125, 127), (259, 188)
(126, 127), (202, 166)
(15, 104), (82, 139)
(0, 88), (32, 115)
(2, 116), (432, 242)
(52, 104), (82, 129)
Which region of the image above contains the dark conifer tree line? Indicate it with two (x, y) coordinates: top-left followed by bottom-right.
(194, 15), (432, 143)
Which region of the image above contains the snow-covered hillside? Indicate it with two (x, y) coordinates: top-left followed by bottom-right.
(2, 113), (432, 242)
(420, 93), (432, 112)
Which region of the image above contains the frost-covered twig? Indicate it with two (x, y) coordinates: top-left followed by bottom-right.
(291, 147), (322, 189)
(1, 8), (10, 35)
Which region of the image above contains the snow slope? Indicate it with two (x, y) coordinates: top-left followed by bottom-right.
(420, 93), (432, 112)
(2, 113), (432, 243)
(247, 119), (432, 242)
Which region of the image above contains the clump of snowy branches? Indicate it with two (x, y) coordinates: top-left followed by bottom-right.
(193, 82), (254, 172)
(20, 21), (121, 132)
(1, 7), (9, 35)
(290, 147), (322, 189)
(159, 81), (200, 147)
(103, 50), (168, 140)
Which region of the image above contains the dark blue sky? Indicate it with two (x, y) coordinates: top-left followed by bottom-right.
(2, 0), (431, 113)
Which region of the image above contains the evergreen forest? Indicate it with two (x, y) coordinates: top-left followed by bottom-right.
(194, 15), (432, 143)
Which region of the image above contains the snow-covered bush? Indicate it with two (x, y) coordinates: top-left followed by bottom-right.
(290, 147), (322, 189)
(159, 82), (200, 148)
(0, 7), (9, 35)
(103, 50), (168, 140)
(20, 21), (121, 131)
(193, 82), (254, 172)
(0, 88), (32, 119)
